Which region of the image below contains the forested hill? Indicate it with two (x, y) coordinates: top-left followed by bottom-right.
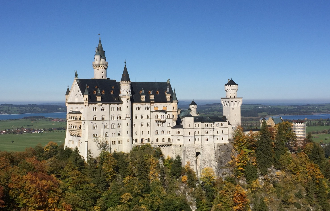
(0, 104), (66, 114)
(1, 121), (330, 210)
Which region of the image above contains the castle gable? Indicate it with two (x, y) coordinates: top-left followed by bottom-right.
(67, 80), (84, 103)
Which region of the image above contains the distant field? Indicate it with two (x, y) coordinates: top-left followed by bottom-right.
(306, 126), (330, 133)
(311, 133), (330, 143)
(0, 131), (65, 151)
(0, 118), (66, 130)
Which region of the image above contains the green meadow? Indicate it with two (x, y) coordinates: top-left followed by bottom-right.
(0, 118), (66, 131)
(0, 132), (65, 152)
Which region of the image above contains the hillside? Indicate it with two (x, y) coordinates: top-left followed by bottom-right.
(1, 121), (330, 210)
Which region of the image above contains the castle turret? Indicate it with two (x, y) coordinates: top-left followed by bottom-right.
(120, 62), (132, 152)
(189, 100), (199, 116)
(93, 38), (108, 79)
(221, 79), (242, 128)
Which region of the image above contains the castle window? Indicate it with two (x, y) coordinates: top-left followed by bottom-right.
(141, 115), (143, 119)
(156, 138), (158, 142)
(105, 132), (108, 137)
(168, 138), (171, 142)
(101, 107), (104, 111)
(93, 116), (97, 120)
(147, 115), (149, 119)
(127, 131), (128, 134)
(222, 130), (223, 134)
(156, 91), (159, 94)
(148, 131), (149, 134)
(148, 138), (150, 142)
(155, 130), (158, 135)
(206, 138), (208, 141)
(118, 132), (121, 136)
(162, 138), (165, 142)
(189, 132), (190, 135)
(102, 116), (105, 120)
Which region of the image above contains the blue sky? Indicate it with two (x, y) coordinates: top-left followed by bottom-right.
(1, 0), (329, 103)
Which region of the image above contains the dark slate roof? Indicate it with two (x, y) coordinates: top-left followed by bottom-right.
(76, 79), (121, 103)
(121, 65), (130, 81)
(172, 125), (183, 128)
(68, 111), (82, 114)
(190, 100), (197, 106)
(75, 79), (173, 103)
(193, 116), (227, 123)
(225, 79), (238, 86)
(131, 82), (173, 103)
(95, 39), (106, 59)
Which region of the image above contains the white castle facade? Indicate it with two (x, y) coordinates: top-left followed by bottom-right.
(64, 39), (242, 176)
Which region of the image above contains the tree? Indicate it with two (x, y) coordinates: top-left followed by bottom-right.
(273, 122), (291, 169)
(256, 120), (273, 175)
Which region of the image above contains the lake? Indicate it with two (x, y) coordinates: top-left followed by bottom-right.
(272, 114), (330, 120)
(0, 112), (66, 120)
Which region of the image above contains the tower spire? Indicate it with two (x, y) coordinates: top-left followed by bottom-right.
(93, 38), (108, 79)
(121, 61), (130, 81)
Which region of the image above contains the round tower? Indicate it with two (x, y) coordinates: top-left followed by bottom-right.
(189, 100), (198, 116)
(120, 62), (132, 152)
(221, 79), (242, 128)
(93, 38), (108, 79)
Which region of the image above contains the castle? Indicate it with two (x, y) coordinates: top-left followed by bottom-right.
(64, 39), (242, 176)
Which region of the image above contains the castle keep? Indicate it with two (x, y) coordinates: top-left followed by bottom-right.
(65, 39), (242, 176)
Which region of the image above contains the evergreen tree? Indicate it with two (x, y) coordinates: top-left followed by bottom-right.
(273, 122), (290, 169)
(256, 120), (273, 175)
(244, 161), (258, 184)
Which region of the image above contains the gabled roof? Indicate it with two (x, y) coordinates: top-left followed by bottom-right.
(225, 79), (238, 86)
(74, 79), (174, 103)
(76, 79), (121, 103)
(131, 82), (173, 103)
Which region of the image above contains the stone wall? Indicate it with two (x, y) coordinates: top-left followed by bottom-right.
(159, 143), (232, 177)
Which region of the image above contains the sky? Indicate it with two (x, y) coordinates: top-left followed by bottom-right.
(0, 0), (329, 104)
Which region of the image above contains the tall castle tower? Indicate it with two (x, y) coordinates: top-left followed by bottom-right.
(221, 79), (242, 128)
(93, 38), (108, 79)
(120, 62), (132, 152)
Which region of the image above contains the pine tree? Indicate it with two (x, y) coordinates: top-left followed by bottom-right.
(273, 122), (290, 169)
(256, 120), (273, 175)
